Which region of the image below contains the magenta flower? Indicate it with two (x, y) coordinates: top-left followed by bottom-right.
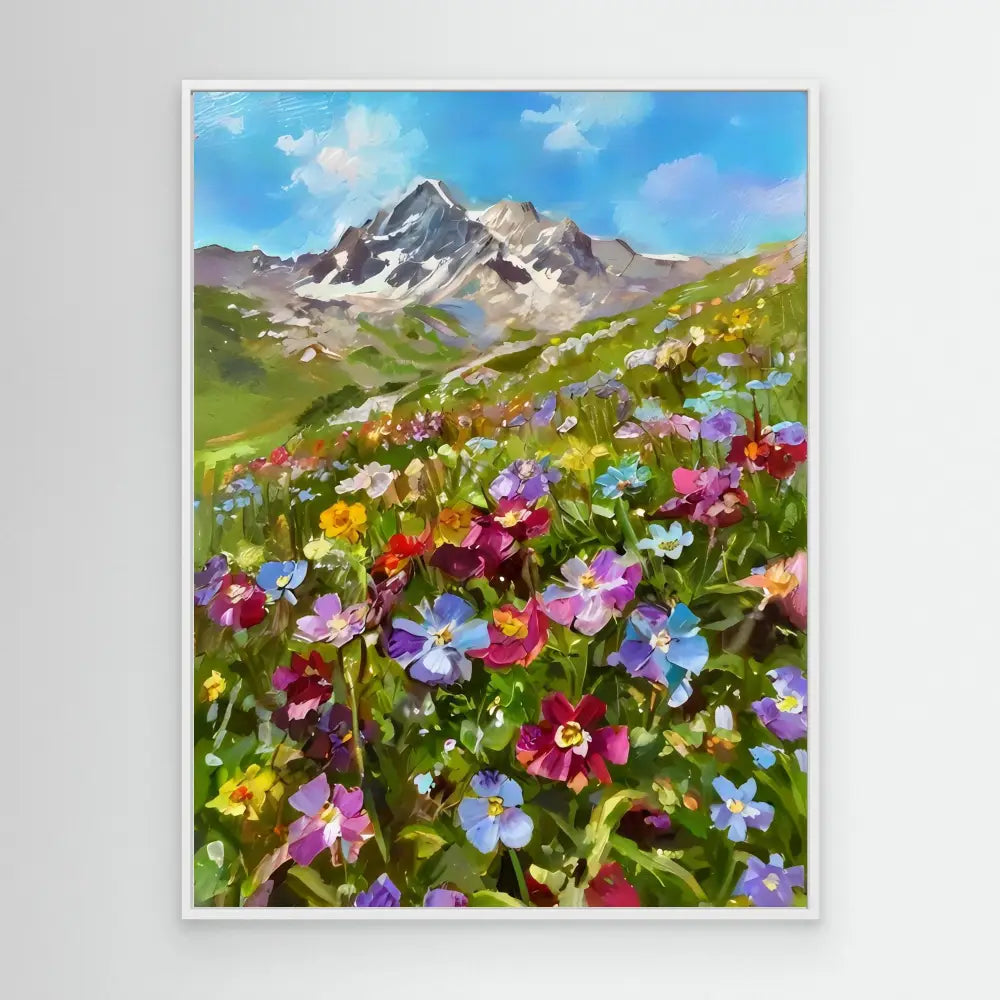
(650, 464), (749, 528)
(206, 573), (267, 629)
(541, 550), (640, 635)
(286, 774), (374, 867)
(295, 593), (367, 646)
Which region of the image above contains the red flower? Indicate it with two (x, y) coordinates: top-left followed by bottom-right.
(585, 862), (640, 907)
(271, 651), (333, 739)
(516, 693), (629, 794)
(430, 518), (517, 582)
(269, 445), (290, 466)
(206, 573), (267, 629)
(372, 530), (433, 581)
(471, 598), (549, 669)
(728, 409), (807, 480)
(488, 499), (550, 541)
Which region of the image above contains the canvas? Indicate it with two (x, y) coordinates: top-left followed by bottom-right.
(185, 84), (816, 915)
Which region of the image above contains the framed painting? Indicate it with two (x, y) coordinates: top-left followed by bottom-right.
(182, 81), (818, 917)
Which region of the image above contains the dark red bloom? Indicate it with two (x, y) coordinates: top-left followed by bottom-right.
(488, 499), (551, 541)
(271, 651), (333, 740)
(585, 862), (640, 907)
(372, 530), (433, 580)
(206, 573), (267, 629)
(269, 445), (290, 466)
(430, 518), (517, 582)
(516, 693), (629, 794)
(470, 597), (549, 669)
(728, 409), (807, 480)
(650, 464), (749, 528)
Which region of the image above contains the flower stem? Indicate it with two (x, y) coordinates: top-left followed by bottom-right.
(509, 848), (529, 903)
(615, 497), (640, 555)
(338, 646), (365, 779)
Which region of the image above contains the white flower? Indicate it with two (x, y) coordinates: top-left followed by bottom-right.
(557, 416), (578, 434)
(335, 461), (394, 498)
(689, 325), (706, 346)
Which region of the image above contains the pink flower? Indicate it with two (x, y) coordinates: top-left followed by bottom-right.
(516, 693), (629, 794)
(585, 862), (641, 906)
(471, 598), (550, 669)
(541, 550), (640, 635)
(651, 464), (749, 528)
(206, 573), (267, 629)
(286, 774), (374, 867)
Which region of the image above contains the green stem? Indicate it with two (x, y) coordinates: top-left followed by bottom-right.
(615, 497), (641, 555)
(338, 646), (365, 779)
(508, 848), (529, 903)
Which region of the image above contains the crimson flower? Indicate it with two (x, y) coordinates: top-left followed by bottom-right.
(516, 693), (629, 794)
(728, 410), (807, 480)
(487, 498), (550, 541)
(471, 598), (549, 669)
(206, 573), (267, 629)
(650, 464), (749, 528)
(430, 518), (517, 582)
(271, 651), (333, 739)
(585, 862), (641, 907)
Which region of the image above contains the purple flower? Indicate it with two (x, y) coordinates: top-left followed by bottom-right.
(295, 593), (368, 646)
(773, 421), (807, 446)
(194, 554), (228, 606)
(458, 771), (533, 853)
(388, 594), (489, 686)
(286, 774), (374, 866)
(423, 887), (469, 907)
(752, 666), (807, 741)
(542, 550), (640, 636)
(489, 456), (561, 502)
(608, 603), (709, 691)
(734, 854), (804, 907)
(710, 776), (775, 842)
(354, 873), (401, 908)
(700, 408), (742, 443)
(531, 391), (557, 427)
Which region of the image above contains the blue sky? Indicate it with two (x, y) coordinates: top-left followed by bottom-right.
(193, 90), (807, 259)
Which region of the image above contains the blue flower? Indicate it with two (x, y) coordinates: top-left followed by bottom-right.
(465, 437), (499, 456)
(746, 370), (793, 391)
(255, 560), (308, 604)
(388, 594), (489, 686)
(733, 854), (804, 907)
(594, 455), (652, 499)
(458, 771), (533, 853)
(608, 603), (709, 689)
(750, 745), (779, 769)
(710, 776), (775, 842)
(638, 522), (693, 561)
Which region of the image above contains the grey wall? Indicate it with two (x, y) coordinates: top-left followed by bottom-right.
(4, 0), (994, 996)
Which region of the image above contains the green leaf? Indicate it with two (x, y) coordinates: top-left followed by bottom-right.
(609, 834), (708, 902)
(470, 889), (523, 907)
(397, 823), (448, 860)
(285, 865), (341, 907)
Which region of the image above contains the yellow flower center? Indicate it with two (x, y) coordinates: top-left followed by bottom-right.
(275, 574), (292, 588)
(486, 796), (505, 818)
(777, 694), (800, 713)
(431, 625), (454, 646)
(328, 615), (350, 632)
(763, 874), (781, 892)
(498, 509), (527, 527)
(579, 571), (597, 589)
(555, 721), (585, 749)
(494, 610), (528, 639)
(227, 583), (250, 600)
(318, 802), (341, 825)
(659, 538), (679, 552)
(727, 798), (745, 814)
(650, 629), (672, 652)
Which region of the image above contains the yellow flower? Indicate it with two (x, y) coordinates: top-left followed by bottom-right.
(655, 338), (688, 369)
(435, 503), (472, 545)
(557, 444), (609, 473)
(202, 670), (226, 703)
(302, 536), (334, 561)
(752, 262), (773, 277)
(729, 308), (752, 331)
(206, 764), (280, 821)
(318, 501), (367, 542)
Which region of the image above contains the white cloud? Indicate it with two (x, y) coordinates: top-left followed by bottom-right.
(614, 154), (806, 255)
(521, 92), (652, 152)
(275, 106), (426, 241)
(218, 115), (244, 135)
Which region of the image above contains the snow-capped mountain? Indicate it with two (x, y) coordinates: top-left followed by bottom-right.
(194, 178), (712, 332)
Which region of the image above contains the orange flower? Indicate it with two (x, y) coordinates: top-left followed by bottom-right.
(318, 501), (367, 543)
(739, 551), (807, 629)
(434, 503), (472, 545)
